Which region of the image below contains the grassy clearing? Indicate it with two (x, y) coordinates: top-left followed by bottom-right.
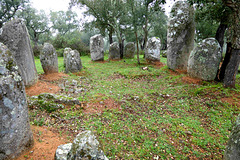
(30, 55), (240, 159)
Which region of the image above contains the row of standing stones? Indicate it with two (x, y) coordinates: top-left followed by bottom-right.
(90, 34), (161, 62)
(0, 19), (105, 160)
(0, 0), (239, 159)
(167, 1), (222, 81)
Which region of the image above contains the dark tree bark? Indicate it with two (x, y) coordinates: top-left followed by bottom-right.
(119, 33), (125, 59)
(215, 23), (227, 49)
(217, 42), (232, 81)
(221, 0), (240, 88)
(223, 48), (240, 87)
(108, 27), (113, 44)
(119, 42), (124, 59)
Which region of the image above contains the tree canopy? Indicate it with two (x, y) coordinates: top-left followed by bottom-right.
(0, 0), (29, 28)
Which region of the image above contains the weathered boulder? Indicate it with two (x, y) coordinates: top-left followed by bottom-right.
(55, 130), (108, 160)
(90, 34), (104, 61)
(167, 1), (195, 70)
(65, 50), (82, 73)
(63, 48), (72, 67)
(40, 43), (58, 74)
(187, 38), (222, 81)
(55, 143), (72, 160)
(0, 43), (33, 160)
(124, 42), (135, 59)
(0, 19), (38, 87)
(224, 114), (240, 160)
(145, 37), (161, 62)
(109, 42), (120, 60)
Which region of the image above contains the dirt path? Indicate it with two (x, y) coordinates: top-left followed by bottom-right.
(15, 125), (69, 160)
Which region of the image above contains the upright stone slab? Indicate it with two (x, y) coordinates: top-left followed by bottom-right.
(65, 50), (82, 73)
(187, 38), (221, 81)
(63, 48), (72, 67)
(145, 37), (161, 62)
(167, 1), (195, 70)
(0, 19), (38, 87)
(109, 42), (120, 60)
(124, 42), (135, 59)
(90, 34), (104, 61)
(224, 114), (240, 160)
(40, 43), (58, 74)
(0, 43), (33, 160)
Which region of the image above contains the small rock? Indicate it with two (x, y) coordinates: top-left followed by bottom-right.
(55, 143), (72, 160)
(55, 131), (108, 160)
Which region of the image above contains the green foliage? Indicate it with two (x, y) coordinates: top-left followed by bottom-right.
(188, 0), (232, 42)
(0, 0), (29, 27)
(50, 10), (79, 35)
(56, 48), (64, 57)
(51, 31), (90, 56)
(16, 5), (51, 57)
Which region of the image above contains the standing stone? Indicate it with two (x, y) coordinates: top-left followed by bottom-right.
(167, 1), (195, 70)
(145, 37), (161, 62)
(124, 42), (135, 59)
(224, 114), (240, 160)
(40, 43), (58, 74)
(109, 42), (120, 60)
(0, 43), (33, 160)
(65, 50), (82, 73)
(0, 19), (38, 87)
(63, 48), (72, 67)
(187, 38), (222, 81)
(90, 34), (104, 61)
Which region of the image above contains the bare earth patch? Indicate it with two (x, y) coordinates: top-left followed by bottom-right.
(39, 72), (68, 82)
(15, 125), (69, 160)
(182, 76), (203, 85)
(221, 94), (240, 106)
(84, 98), (122, 114)
(152, 61), (165, 68)
(25, 80), (60, 97)
(25, 73), (68, 96)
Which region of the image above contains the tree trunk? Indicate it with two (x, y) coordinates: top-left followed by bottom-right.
(143, 18), (148, 50)
(108, 28), (113, 44)
(217, 42), (232, 81)
(215, 23), (227, 49)
(223, 48), (240, 88)
(119, 42), (124, 59)
(135, 31), (140, 65)
(219, 0), (240, 88)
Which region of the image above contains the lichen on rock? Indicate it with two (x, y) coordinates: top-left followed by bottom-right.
(65, 50), (82, 73)
(90, 34), (104, 61)
(145, 37), (161, 62)
(167, 1), (195, 70)
(187, 38), (221, 81)
(0, 42), (33, 160)
(40, 43), (59, 74)
(28, 93), (81, 113)
(0, 19), (38, 87)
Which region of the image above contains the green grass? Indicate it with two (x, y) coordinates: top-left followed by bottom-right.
(31, 55), (240, 159)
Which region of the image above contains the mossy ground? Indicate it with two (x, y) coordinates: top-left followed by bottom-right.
(30, 55), (240, 159)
